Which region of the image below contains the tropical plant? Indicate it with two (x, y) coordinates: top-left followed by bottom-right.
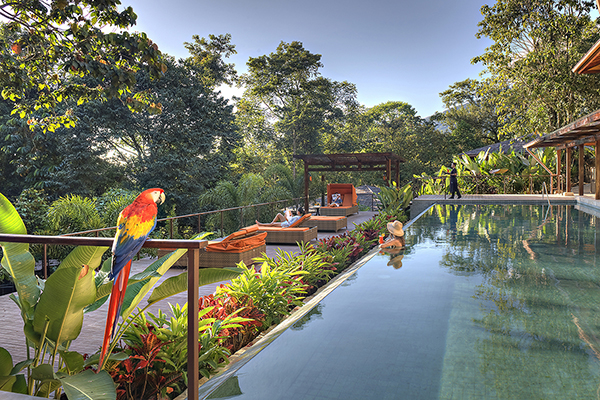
(260, 244), (336, 296)
(96, 189), (138, 228)
(375, 182), (413, 213)
(198, 173), (266, 234)
(262, 164), (306, 205)
(109, 331), (181, 400)
(197, 294), (265, 354)
(0, 192), (242, 398)
(217, 261), (307, 329)
(0, 192), (115, 398)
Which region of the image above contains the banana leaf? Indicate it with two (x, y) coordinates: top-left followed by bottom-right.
(0, 193), (40, 313)
(57, 369), (116, 400)
(147, 267), (242, 304)
(32, 264), (96, 346)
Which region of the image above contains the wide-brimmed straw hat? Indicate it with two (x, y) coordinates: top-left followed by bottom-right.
(387, 254), (404, 269)
(387, 220), (404, 237)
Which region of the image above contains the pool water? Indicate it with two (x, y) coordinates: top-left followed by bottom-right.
(200, 204), (600, 399)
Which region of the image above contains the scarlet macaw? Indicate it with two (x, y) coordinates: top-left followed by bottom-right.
(98, 188), (165, 369)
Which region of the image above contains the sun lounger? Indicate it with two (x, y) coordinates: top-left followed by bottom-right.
(320, 184), (359, 216)
(199, 226), (268, 267)
(250, 213), (317, 244)
(299, 215), (347, 232)
(159, 226), (267, 268)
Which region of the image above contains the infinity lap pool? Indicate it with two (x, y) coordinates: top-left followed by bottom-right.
(199, 204), (600, 399)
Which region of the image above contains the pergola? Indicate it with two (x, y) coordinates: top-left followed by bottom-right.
(293, 152), (405, 212)
(524, 110), (600, 198)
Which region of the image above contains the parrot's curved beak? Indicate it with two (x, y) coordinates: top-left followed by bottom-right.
(158, 192), (166, 205)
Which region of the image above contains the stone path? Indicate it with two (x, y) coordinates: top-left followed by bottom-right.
(0, 212), (376, 362)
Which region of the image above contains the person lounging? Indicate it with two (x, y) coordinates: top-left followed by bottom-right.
(256, 207), (305, 228)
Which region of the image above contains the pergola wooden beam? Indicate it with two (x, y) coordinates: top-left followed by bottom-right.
(524, 108), (600, 198)
(293, 152), (405, 212)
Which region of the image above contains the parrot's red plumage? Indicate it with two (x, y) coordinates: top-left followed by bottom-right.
(98, 188), (165, 370)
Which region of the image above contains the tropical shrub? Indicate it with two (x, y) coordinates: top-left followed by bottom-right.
(314, 235), (361, 272)
(198, 294), (265, 354)
(375, 182), (413, 213)
(96, 188), (138, 228)
(117, 300), (251, 397)
(13, 188), (49, 234)
(217, 261), (307, 329)
(198, 173), (266, 234)
(258, 244), (337, 296)
(110, 331), (181, 400)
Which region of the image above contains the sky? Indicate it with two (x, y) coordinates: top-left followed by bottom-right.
(121, 0), (495, 118)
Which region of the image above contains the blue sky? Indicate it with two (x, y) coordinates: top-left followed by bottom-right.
(122, 0), (494, 117)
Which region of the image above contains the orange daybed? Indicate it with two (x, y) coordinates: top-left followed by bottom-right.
(199, 226), (267, 267)
(320, 184), (359, 216)
(250, 213), (318, 244)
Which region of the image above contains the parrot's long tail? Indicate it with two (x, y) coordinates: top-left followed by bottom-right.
(98, 260), (132, 371)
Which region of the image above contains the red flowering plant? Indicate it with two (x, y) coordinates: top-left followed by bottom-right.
(109, 331), (181, 400)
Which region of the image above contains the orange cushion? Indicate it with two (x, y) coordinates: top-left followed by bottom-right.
(288, 213), (311, 228)
(310, 216), (345, 221)
(206, 230), (267, 252)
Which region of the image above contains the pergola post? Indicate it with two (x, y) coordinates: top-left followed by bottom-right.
(579, 144), (585, 196)
(556, 148), (562, 193)
(303, 160), (309, 212)
(395, 160), (400, 187)
(596, 140), (600, 200)
(386, 160), (391, 186)
(566, 147), (572, 193)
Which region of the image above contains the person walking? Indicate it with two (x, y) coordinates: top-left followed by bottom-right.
(449, 162), (461, 199)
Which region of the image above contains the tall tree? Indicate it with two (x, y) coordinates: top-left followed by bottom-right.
(183, 33), (238, 89)
(472, 0), (600, 136)
(362, 101), (449, 182)
(80, 56), (239, 215)
(0, 1), (165, 131)
(240, 41), (357, 169)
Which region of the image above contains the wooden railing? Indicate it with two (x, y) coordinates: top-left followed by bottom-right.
(0, 234), (207, 400)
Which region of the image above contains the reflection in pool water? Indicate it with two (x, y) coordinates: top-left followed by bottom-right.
(202, 204), (600, 399)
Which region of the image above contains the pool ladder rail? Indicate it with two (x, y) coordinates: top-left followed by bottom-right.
(541, 182), (551, 208)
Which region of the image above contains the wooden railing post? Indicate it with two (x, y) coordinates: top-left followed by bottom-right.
(43, 244), (48, 279)
(187, 248), (200, 400)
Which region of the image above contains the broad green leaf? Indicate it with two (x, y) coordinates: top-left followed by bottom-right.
(0, 347), (12, 376)
(0, 376), (16, 392)
(59, 351), (84, 374)
(0, 193), (40, 312)
(56, 245), (108, 273)
(58, 369), (116, 400)
(12, 375), (27, 394)
(31, 363), (55, 381)
(119, 248), (187, 319)
(147, 267), (242, 304)
(33, 265), (96, 346)
(84, 277), (151, 314)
